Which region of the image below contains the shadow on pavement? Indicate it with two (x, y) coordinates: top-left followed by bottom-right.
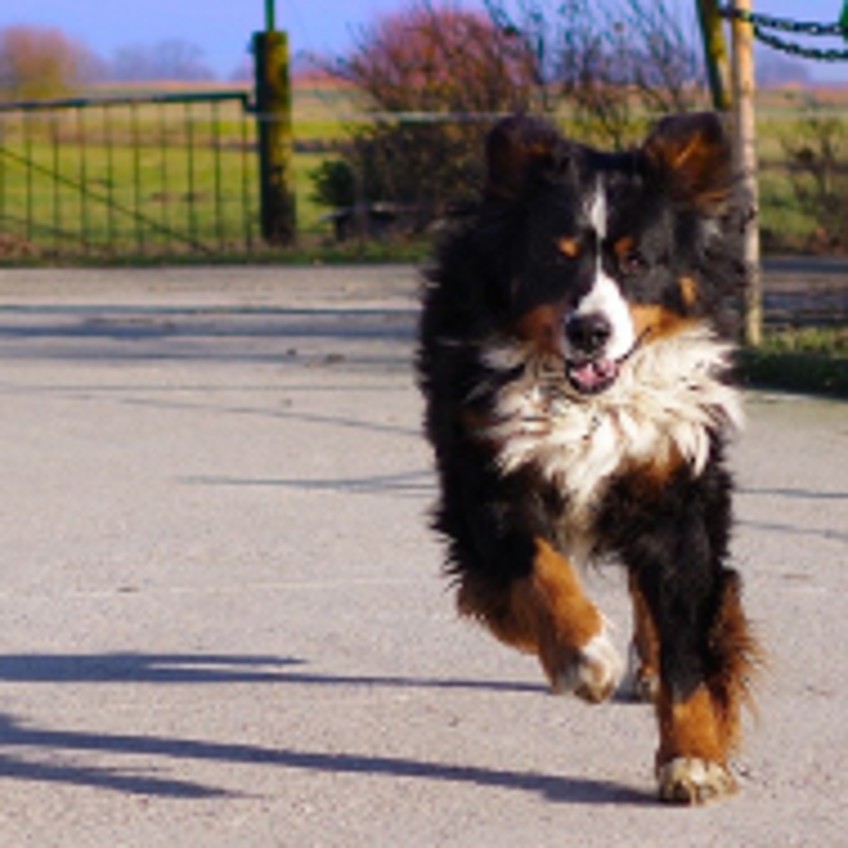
(0, 710), (652, 806)
(181, 468), (435, 497)
(0, 652), (538, 693)
(0, 652), (655, 803)
(739, 485), (848, 501)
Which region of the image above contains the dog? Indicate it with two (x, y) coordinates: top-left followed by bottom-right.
(416, 112), (759, 804)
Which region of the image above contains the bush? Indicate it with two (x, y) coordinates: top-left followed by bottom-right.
(310, 159), (357, 209)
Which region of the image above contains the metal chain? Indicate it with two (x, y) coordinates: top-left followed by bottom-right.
(719, 6), (846, 36)
(719, 6), (848, 62)
(753, 27), (848, 61)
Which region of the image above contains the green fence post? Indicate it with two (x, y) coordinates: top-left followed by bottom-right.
(696, 0), (732, 111)
(253, 22), (297, 245)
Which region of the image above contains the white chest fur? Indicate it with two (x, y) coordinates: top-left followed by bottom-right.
(477, 326), (743, 517)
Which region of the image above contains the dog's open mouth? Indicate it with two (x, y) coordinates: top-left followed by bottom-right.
(565, 358), (622, 395)
(564, 330), (648, 396)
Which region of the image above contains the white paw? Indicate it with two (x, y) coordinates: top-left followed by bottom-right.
(657, 757), (737, 804)
(553, 624), (623, 704)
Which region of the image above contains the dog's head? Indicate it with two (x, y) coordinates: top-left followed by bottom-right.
(481, 113), (736, 396)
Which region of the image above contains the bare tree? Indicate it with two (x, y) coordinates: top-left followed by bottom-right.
(334, 0), (542, 114)
(486, 0), (705, 148)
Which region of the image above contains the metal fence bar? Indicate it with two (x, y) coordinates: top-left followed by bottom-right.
(104, 103), (116, 254)
(131, 100), (143, 255)
(185, 100), (197, 248)
(51, 112), (61, 255)
(24, 112), (33, 243)
(0, 116), (6, 238)
(212, 100), (224, 250)
(0, 90), (251, 113)
(157, 100), (171, 257)
(77, 107), (89, 256)
(241, 108), (252, 250)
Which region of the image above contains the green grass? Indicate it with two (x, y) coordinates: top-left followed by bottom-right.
(0, 145), (334, 259)
(2, 143), (251, 252)
(758, 168), (814, 253)
(0, 96), (339, 260)
(1, 83), (848, 263)
(739, 327), (848, 398)
(758, 326), (848, 357)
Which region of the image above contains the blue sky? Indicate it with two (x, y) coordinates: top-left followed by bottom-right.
(2, 0), (846, 82)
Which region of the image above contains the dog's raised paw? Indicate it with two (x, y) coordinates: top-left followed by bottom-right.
(657, 757), (737, 804)
(553, 627), (623, 704)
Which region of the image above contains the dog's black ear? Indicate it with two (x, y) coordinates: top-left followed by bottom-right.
(485, 114), (563, 200)
(643, 112), (732, 213)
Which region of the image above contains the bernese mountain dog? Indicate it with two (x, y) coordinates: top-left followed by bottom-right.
(417, 112), (759, 804)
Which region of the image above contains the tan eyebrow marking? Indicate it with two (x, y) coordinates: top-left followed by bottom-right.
(679, 276), (698, 307)
(556, 236), (581, 258)
(612, 235), (637, 259)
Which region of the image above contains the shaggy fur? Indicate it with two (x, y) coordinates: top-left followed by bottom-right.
(417, 112), (759, 804)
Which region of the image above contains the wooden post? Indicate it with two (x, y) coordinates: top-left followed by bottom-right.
(696, 0), (731, 111)
(253, 22), (296, 245)
(730, 0), (762, 346)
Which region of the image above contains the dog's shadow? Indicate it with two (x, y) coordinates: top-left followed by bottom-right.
(0, 711), (652, 805)
(0, 652), (654, 805)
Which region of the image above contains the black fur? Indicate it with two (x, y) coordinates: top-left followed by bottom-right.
(416, 113), (753, 750)
(596, 438), (735, 700)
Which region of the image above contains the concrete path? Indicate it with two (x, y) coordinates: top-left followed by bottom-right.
(0, 266), (845, 847)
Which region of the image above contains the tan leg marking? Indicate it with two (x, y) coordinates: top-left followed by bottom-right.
(458, 537), (621, 703)
(657, 684), (728, 765)
(653, 574), (760, 804)
(655, 684), (738, 804)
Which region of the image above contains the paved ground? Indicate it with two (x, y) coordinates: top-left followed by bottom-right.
(762, 256), (848, 325)
(0, 266), (845, 847)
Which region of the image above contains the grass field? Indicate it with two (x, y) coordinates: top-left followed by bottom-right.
(1, 82), (847, 261)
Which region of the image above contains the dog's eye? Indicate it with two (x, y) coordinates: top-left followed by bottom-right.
(618, 248), (647, 276)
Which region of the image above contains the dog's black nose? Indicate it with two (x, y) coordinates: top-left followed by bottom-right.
(565, 312), (612, 355)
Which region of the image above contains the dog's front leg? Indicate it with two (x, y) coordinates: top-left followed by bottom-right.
(457, 536), (622, 703)
(630, 542), (757, 804)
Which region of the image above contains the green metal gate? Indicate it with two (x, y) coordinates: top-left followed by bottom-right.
(0, 90), (259, 260)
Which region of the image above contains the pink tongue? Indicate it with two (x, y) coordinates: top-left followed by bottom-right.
(570, 359), (619, 391)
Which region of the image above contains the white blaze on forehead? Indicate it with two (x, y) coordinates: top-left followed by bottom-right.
(570, 180), (635, 361)
(588, 182), (608, 238)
